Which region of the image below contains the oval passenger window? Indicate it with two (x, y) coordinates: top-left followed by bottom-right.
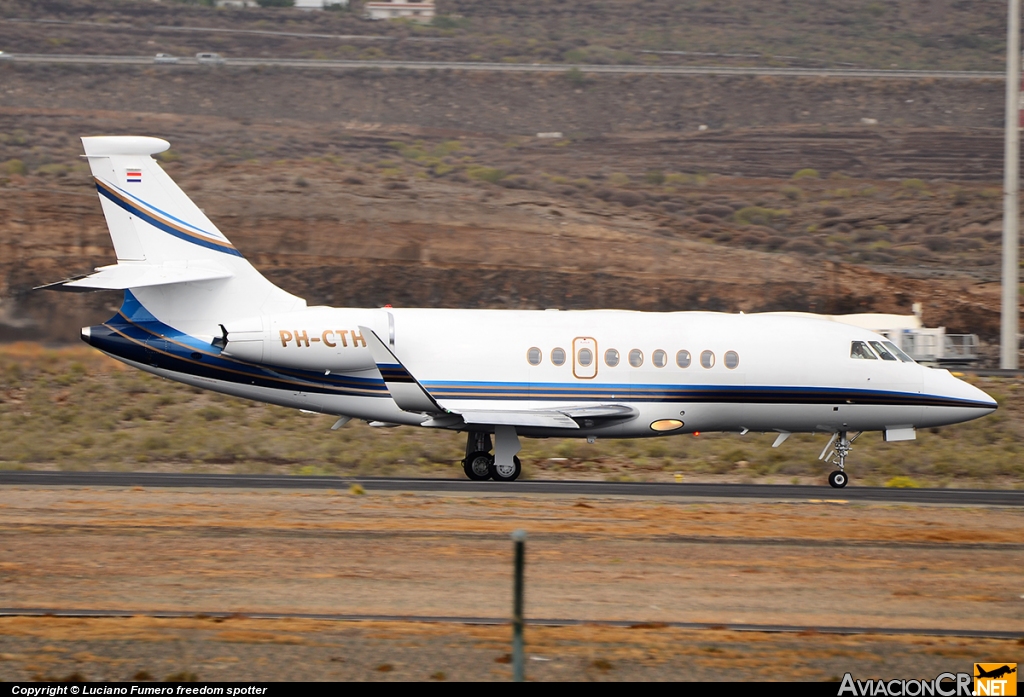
(527, 347), (542, 366)
(676, 350), (691, 368)
(551, 347), (566, 366)
(724, 351), (739, 369)
(700, 350), (715, 369)
(652, 349), (667, 368)
(629, 349), (643, 367)
(578, 348), (593, 366)
(605, 348), (620, 367)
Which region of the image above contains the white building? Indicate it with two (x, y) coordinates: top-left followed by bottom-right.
(214, 0), (349, 7)
(295, 0), (350, 8)
(364, 0), (435, 22)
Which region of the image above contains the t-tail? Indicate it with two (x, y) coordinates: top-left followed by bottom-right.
(65, 136), (305, 338)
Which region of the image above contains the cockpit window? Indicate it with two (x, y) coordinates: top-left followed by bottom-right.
(869, 341), (897, 361)
(883, 340), (915, 363)
(850, 341), (877, 360)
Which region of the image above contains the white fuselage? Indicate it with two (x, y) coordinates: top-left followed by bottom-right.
(100, 306), (996, 439)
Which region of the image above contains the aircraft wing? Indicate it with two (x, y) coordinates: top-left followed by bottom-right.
(359, 325), (448, 415)
(358, 326), (637, 429)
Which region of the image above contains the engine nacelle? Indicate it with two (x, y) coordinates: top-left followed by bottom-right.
(221, 307), (390, 372)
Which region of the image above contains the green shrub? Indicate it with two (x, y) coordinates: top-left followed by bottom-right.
(565, 67), (586, 85)
(2, 159), (27, 176)
(884, 476), (922, 488)
(35, 163), (69, 177)
(902, 178), (929, 193)
(466, 166), (506, 183)
(780, 185), (802, 201)
(792, 168), (820, 180)
(734, 206), (789, 226)
(432, 15), (470, 29)
(644, 170), (666, 185)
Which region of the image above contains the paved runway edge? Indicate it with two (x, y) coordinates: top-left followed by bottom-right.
(0, 607), (1017, 641)
(1, 471), (1021, 506)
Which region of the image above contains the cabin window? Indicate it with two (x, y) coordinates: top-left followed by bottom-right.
(883, 340), (915, 363)
(700, 350), (715, 369)
(676, 350), (691, 368)
(578, 347), (593, 367)
(527, 347), (542, 365)
(724, 350), (740, 369)
(551, 347), (566, 366)
(652, 349), (667, 368)
(850, 341), (877, 360)
(628, 349), (644, 367)
(605, 348), (620, 367)
(869, 341), (897, 361)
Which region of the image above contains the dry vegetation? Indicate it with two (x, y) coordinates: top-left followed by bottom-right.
(2, 617), (1018, 682)
(1, 343), (1021, 485)
(0, 0), (1009, 72)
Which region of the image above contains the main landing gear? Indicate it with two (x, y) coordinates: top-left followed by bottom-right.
(820, 431), (860, 488)
(462, 429), (522, 482)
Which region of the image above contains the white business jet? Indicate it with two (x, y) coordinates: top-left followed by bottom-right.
(55, 137), (997, 488)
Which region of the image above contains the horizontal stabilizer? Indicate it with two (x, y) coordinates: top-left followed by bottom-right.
(36, 263), (233, 292)
(460, 410), (580, 429)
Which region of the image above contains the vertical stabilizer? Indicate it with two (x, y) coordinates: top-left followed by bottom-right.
(81, 136), (305, 332)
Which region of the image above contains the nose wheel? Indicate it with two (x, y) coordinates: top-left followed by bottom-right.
(820, 430), (860, 488)
(828, 470), (848, 489)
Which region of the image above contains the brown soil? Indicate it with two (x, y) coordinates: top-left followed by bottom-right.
(0, 7), (1019, 367)
(0, 486), (1020, 681)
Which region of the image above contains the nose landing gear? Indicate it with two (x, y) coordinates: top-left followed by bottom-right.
(820, 431), (860, 488)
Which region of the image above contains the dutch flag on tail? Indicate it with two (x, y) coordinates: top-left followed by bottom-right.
(126, 169), (142, 183)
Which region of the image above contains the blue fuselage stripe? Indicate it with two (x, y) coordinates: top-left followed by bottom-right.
(87, 311), (991, 410)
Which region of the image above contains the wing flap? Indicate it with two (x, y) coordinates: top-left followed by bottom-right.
(460, 410), (580, 429)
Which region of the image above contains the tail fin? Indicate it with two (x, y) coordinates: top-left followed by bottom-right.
(81, 136), (304, 331)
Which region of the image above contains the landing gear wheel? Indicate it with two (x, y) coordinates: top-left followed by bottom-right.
(464, 451), (494, 481)
(489, 455), (522, 482)
(828, 470), (848, 489)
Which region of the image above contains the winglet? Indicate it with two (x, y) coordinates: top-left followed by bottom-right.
(358, 326), (448, 415)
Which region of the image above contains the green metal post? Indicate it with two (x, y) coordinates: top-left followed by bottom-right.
(511, 529), (526, 682)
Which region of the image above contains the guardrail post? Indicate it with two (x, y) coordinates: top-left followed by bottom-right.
(511, 529), (527, 682)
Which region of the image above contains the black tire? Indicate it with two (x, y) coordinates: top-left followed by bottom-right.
(463, 451), (493, 480)
(489, 455), (522, 482)
(828, 470), (848, 489)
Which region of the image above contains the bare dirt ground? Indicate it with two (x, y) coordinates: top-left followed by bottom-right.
(0, 486), (1020, 681)
(0, 5), (1020, 365)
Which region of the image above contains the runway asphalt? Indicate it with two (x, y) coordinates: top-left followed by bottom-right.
(1, 470), (1021, 506)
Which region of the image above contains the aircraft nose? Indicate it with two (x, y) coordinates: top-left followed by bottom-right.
(925, 368), (997, 411)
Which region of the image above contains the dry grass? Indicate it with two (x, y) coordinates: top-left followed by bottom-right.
(1, 343), (1021, 486)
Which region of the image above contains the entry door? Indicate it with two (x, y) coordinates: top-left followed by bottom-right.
(573, 337), (598, 379)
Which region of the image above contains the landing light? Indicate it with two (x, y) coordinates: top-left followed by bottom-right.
(651, 419), (684, 432)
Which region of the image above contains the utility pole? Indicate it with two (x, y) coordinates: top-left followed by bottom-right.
(511, 529), (526, 682)
(1003, 0), (1021, 369)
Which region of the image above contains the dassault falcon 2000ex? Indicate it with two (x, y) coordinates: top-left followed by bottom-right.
(54, 136), (997, 488)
